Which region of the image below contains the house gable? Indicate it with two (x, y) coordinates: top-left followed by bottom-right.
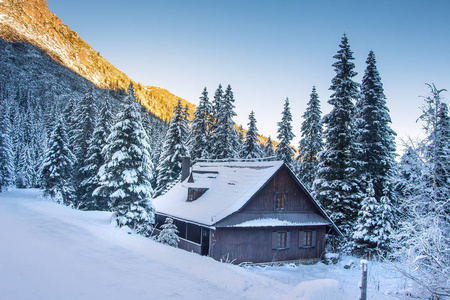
(215, 165), (330, 228)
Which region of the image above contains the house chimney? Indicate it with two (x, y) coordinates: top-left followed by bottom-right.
(181, 156), (190, 181)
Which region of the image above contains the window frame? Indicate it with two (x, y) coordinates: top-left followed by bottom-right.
(272, 231), (291, 250)
(298, 230), (317, 248)
(274, 192), (287, 211)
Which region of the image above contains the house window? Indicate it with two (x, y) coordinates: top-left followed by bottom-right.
(304, 231), (313, 247)
(299, 230), (316, 248)
(272, 231), (290, 249)
(277, 232), (287, 249)
(275, 193), (286, 211)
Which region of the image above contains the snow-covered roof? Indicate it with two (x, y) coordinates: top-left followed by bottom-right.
(153, 160), (284, 226)
(181, 171), (218, 189)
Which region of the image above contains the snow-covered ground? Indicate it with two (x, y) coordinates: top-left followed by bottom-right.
(0, 189), (404, 300)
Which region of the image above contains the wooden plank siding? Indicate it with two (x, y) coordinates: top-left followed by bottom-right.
(210, 226), (326, 264)
(241, 166), (319, 214)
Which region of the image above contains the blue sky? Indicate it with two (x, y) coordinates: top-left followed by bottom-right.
(47, 0), (450, 151)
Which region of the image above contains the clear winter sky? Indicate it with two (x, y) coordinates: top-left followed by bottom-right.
(47, 0), (450, 152)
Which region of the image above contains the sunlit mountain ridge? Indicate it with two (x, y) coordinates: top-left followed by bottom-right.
(0, 0), (195, 121)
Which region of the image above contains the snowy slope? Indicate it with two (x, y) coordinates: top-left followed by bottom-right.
(0, 189), (401, 300)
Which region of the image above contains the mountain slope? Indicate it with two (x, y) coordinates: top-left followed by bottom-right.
(0, 0), (195, 121)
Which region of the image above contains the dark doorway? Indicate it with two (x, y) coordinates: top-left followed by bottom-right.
(201, 228), (210, 256)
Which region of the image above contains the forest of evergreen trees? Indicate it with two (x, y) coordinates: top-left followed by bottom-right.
(0, 35), (448, 298)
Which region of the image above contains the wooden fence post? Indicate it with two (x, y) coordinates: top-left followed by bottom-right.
(360, 259), (368, 300)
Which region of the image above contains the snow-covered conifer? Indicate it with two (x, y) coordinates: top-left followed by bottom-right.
(275, 97), (295, 165)
(188, 88), (212, 161)
(352, 182), (393, 257)
(0, 103), (15, 191)
(297, 86), (323, 189)
(72, 89), (97, 206)
(157, 217), (180, 247)
(79, 98), (113, 210)
(94, 83), (154, 234)
(313, 34), (362, 235)
(155, 99), (189, 196)
(263, 136), (275, 157)
(210, 84), (240, 159)
(354, 51), (397, 199)
(40, 117), (76, 205)
(242, 111), (262, 159)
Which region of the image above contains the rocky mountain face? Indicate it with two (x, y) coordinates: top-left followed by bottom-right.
(0, 0), (195, 121)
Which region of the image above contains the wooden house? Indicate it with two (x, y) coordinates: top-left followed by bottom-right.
(153, 160), (341, 264)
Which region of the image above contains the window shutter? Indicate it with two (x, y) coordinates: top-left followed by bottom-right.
(312, 231), (317, 247)
(286, 232), (291, 249)
(272, 232), (278, 249)
(298, 231), (304, 248)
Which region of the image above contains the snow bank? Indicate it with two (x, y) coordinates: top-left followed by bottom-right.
(286, 279), (345, 300)
(0, 189), (289, 300)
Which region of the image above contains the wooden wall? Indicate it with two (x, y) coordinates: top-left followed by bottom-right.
(242, 166), (319, 214)
(210, 226), (326, 264)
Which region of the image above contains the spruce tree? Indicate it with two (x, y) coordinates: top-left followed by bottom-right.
(0, 104), (15, 191)
(72, 90), (97, 207)
(355, 51), (397, 199)
(352, 182), (393, 257)
(313, 34), (362, 234)
(155, 100), (189, 196)
(263, 136), (275, 157)
(188, 88), (212, 161)
(94, 83), (154, 234)
(79, 98), (113, 210)
(210, 84), (240, 159)
(40, 117), (76, 206)
(297, 86), (323, 189)
(242, 111), (263, 159)
(275, 97), (296, 165)
(157, 217), (180, 247)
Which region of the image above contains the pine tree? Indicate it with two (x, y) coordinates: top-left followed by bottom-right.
(79, 98), (113, 211)
(210, 84), (240, 159)
(297, 86), (323, 189)
(0, 103), (15, 191)
(211, 84), (223, 126)
(242, 111), (263, 159)
(313, 34), (362, 234)
(73, 89), (97, 207)
(263, 136), (275, 157)
(155, 100), (189, 196)
(237, 125), (245, 158)
(188, 88), (212, 161)
(355, 51), (397, 199)
(94, 83), (154, 234)
(275, 97), (296, 165)
(352, 182), (393, 257)
(157, 217), (180, 247)
(40, 117), (76, 205)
